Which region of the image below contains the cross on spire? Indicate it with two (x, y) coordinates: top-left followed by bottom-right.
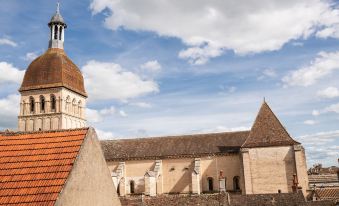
(56, 2), (60, 14)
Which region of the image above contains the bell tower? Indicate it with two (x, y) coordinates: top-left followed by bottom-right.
(48, 3), (67, 49)
(18, 3), (87, 131)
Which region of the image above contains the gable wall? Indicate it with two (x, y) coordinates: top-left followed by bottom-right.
(55, 128), (121, 206)
(242, 146), (296, 194)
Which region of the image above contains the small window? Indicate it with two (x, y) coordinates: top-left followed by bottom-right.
(54, 25), (58, 40)
(233, 176), (240, 191)
(40, 96), (45, 112)
(29, 97), (35, 113)
(207, 177), (214, 191)
(59, 27), (62, 40)
(130, 181), (135, 194)
(51, 94), (56, 111)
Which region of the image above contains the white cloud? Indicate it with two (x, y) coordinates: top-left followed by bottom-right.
(0, 38), (17, 47)
(282, 51), (339, 87)
(324, 103), (339, 114)
(86, 106), (116, 123)
(178, 45), (223, 65)
(140, 60), (161, 73)
(317, 86), (339, 98)
(0, 62), (24, 84)
(258, 68), (277, 80)
(119, 110), (127, 117)
(24, 52), (38, 61)
(90, 0), (339, 64)
(297, 130), (339, 165)
(312, 110), (320, 116)
(0, 94), (20, 129)
(130, 102), (152, 108)
(95, 129), (115, 139)
(82, 60), (159, 101)
(303, 120), (317, 125)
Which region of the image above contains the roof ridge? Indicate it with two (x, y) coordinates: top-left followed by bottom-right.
(0, 127), (89, 136)
(102, 130), (250, 142)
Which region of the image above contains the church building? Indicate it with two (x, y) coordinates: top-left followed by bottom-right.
(7, 3), (323, 206)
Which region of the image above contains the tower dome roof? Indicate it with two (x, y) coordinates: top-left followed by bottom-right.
(19, 48), (87, 97)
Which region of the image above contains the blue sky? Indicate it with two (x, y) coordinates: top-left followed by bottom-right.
(0, 0), (338, 167)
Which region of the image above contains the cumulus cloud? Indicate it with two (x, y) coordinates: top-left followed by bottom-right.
(82, 60), (159, 101)
(0, 62), (24, 84)
(317, 86), (339, 98)
(282, 51), (339, 87)
(324, 103), (339, 114)
(23, 52), (38, 61)
(0, 38), (17, 47)
(0, 94), (20, 129)
(90, 0), (339, 64)
(95, 129), (115, 139)
(258, 68), (277, 80)
(86, 106), (116, 123)
(140, 60), (161, 73)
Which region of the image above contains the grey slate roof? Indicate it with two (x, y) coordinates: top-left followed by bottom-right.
(101, 131), (250, 161)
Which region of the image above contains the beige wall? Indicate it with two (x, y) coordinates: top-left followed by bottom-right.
(242, 146), (296, 194)
(55, 128), (121, 206)
(107, 154), (243, 195)
(294, 145), (309, 195)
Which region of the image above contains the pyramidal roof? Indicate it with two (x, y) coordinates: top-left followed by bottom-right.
(242, 101), (300, 148)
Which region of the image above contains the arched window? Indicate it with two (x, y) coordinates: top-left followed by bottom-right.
(65, 96), (70, 111)
(130, 180), (135, 194)
(72, 98), (77, 114)
(207, 177), (214, 191)
(54, 25), (58, 40)
(59, 27), (62, 40)
(233, 176), (240, 191)
(51, 94), (56, 111)
(78, 100), (82, 117)
(29, 97), (35, 113)
(40, 96), (45, 112)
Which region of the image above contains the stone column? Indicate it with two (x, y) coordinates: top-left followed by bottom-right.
(294, 145), (309, 196)
(219, 170), (226, 192)
(241, 148), (253, 194)
(192, 158), (201, 194)
(119, 178), (126, 197)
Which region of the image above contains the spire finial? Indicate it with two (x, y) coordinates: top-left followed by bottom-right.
(56, 2), (60, 14)
(263, 97), (266, 103)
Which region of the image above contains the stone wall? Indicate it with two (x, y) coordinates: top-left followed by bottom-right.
(107, 154), (242, 196)
(119, 193), (334, 206)
(242, 146), (296, 194)
(55, 128), (121, 206)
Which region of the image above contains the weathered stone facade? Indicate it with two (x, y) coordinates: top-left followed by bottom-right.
(102, 102), (310, 198)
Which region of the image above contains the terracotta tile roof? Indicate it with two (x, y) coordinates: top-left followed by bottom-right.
(309, 174), (339, 184)
(242, 101), (299, 148)
(314, 188), (339, 202)
(19, 48), (87, 97)
(0, 128), (88, 205)
(101, 131), (250, 161)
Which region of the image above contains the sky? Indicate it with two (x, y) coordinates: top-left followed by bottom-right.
(0, 0), (338, 167)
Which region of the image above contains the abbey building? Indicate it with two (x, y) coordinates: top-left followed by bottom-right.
(8, 4), (335, 206)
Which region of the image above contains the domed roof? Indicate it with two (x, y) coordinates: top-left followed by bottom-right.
(19, 48), (87, 97)
(50, 13), (65, 24)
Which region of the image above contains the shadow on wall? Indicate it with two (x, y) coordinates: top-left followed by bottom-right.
(169, 161), (194, 193)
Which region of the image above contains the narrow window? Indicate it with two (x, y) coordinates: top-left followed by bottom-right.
(207, 177), (214, 191)
(130, 181), (135, 194)
(40, 96), (45, 112)
(29, 97), (35, 113)
(51, 94), (56, 111)
(233, 176), (240, 191)
(59, 27), (62, 40)
(54, 25), (58, 40)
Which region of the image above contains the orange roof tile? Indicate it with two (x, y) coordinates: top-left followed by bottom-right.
(0, 128), (88, 205)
